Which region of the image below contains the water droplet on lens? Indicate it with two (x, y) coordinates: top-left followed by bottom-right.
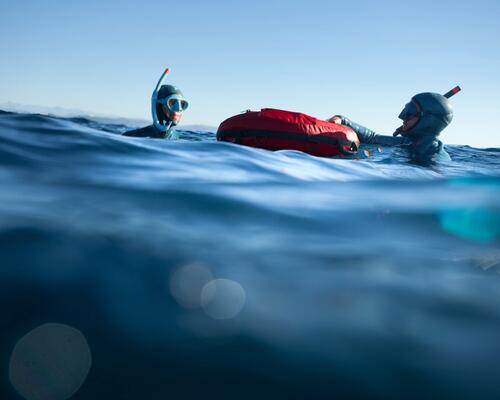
(170, 262), (213, 309)
(9, 323), (91, 400)
(201, 279), (246, 320)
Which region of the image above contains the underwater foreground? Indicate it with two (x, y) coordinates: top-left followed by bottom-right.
(1, 110), (499, 399)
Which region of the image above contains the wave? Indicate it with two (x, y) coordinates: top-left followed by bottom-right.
(1, 109), (500, 399)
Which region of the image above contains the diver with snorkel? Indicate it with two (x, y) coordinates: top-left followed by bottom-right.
(123, 68), (189, 139)
(328, 86), (461, 163)
(125, 68), (460, 164)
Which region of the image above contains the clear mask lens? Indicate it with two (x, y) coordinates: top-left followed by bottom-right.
(398, 101), (418, 121)
(161, 95), (189, 112)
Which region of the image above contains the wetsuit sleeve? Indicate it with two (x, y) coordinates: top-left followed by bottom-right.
(337, 116), (409, 146)
(122, 125), (164, 138)
(334, 116), (451, 162)
(122, 126), (151, 137)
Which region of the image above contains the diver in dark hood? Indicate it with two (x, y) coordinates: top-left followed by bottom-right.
(329, 87), (460, 163)
(123, 68), (189, 139)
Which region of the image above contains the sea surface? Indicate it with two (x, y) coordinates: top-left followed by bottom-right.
(1, 109), (499, 400)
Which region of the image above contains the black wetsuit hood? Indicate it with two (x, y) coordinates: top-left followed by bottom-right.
(156, 85), (185, 127)
(400, 92), (453, 139)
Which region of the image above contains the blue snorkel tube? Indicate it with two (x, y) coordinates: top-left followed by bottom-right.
(151, 68), (175, 138)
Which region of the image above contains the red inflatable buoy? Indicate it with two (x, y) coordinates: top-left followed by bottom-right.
(217, 108), (360, 157)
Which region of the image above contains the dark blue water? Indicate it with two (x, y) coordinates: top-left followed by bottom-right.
(1, 109), (499, 399)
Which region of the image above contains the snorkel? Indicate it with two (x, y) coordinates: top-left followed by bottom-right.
(443, 86), (462, 99)
(151, 68), (175, 138)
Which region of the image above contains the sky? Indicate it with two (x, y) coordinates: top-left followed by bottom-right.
(1, 0), (499, 147)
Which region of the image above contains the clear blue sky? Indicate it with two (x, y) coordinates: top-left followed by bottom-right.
(1, 0), (499, 147)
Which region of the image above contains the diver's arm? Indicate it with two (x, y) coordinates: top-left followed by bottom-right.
(122, 127), (147, 137)
(122, 125), (165, 138)
(334, 116), (410, 146)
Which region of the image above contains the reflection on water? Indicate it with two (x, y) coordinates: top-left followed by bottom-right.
(439, 177), (500, 243)
(440, 207), (500, 242)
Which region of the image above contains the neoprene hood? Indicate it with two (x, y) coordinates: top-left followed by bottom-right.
(400, 92), (453, 138)
(155, 85), (185, 126)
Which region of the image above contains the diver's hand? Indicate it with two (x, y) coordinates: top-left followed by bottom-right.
(327, 116), (343, 124)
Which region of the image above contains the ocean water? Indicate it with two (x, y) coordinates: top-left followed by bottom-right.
(1, 109), (499, 400)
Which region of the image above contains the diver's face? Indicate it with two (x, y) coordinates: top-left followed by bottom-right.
(398, 101), (420, 132)
(402, 116), (419, 132)
(163, 106), (183, 124)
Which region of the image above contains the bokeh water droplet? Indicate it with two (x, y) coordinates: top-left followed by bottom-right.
(9, 323), (91, 400)
(170, 262), (213, 309)
(201, 279), (246, 320)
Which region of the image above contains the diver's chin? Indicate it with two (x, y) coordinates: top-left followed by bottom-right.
(167, 111), (182, 124)
(402, 116), (419, 132)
